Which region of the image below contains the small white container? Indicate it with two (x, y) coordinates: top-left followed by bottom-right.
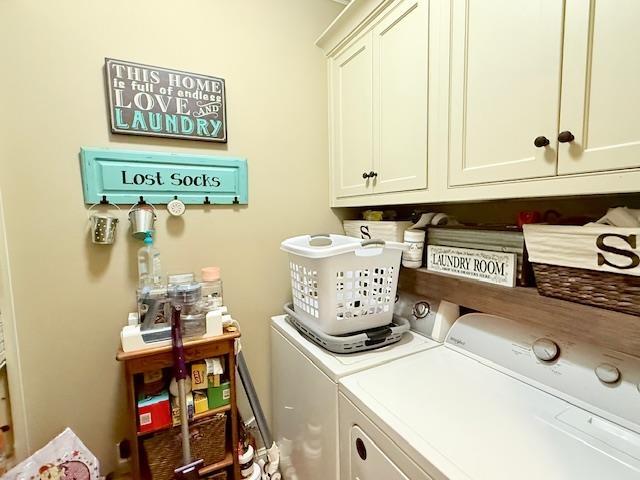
(200, 266), (223, 310)
(402, 229), (426, 268)
(239, 444), (255, 478)
(281, 234), (405, 335)
(247, 463), (261, 480)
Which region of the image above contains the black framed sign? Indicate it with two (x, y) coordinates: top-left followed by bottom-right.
(105, 58), (227, 142)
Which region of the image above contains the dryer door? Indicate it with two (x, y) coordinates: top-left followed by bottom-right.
(349, 425), (410, 480)
(340, 392), (434, 480)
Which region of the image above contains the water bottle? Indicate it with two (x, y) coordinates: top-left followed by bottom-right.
(137, 232), (162, 288)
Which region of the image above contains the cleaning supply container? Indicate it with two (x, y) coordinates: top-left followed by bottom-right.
(168, 279), (206, 338)
(88, 203), (120, 245)
(281, 234), (405, 335)
(200, 267), (223, 310)
(128, 202), (157, 240)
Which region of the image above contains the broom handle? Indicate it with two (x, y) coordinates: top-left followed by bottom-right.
(178, 379), (191, 463)
(237, 351), (273, 447)
(171, 305), (191, 464)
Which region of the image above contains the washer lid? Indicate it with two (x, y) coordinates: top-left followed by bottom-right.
(339, 347), (640, 480)
(271, 315), (439, 382)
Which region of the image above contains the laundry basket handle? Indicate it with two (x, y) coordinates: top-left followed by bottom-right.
(361, 239), (386, 248)
(308, 234), (333, 247)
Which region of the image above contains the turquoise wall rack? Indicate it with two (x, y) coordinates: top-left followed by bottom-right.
(80, 147), (248, 205)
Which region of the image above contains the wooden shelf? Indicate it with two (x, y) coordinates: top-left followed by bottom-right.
(116, 331), (240, 362)
(137, 404), (231, 437)
(399, 268), (640, 356)
(118, 333), (241, 480)
(198, 451), (234, 476)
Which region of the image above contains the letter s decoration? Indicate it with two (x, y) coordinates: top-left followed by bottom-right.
(360, 225), (371, 239)
(596, 234), (640, 270)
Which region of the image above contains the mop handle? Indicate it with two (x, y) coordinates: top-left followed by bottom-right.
(171, 306), (191, 464)
(171, 305), (187, 381)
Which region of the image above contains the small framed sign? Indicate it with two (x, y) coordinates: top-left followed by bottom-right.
(105, 58), (227, 142)
(427, 245), (517, 287)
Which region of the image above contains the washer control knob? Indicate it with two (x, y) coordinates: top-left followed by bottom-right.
(595, 363), (620, 384)
(532, 338), (560, 362)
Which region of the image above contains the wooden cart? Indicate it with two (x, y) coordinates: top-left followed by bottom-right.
(116, 332), (241, 479)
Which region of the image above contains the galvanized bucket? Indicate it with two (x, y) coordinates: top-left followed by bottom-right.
(128, 202), (157, 240)
(88, 203), (120, 245)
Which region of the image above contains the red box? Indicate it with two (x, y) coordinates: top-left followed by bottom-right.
(137, 391), (171, 434)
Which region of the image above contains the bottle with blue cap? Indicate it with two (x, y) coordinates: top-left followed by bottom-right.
(137, 231), (163, 289)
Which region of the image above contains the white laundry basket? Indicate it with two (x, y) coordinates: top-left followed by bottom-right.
(281, 234), (406, 335)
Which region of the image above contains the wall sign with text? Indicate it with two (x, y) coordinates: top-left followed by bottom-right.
(80, 148), (247, 205)
(427, 245), (517, 287)
(105, 58), (227, 142)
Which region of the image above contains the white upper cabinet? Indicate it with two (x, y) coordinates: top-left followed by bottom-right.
(331, 33), (374, 198)
(318, 0), (640, 206)
(558, 0), (640, 175)
(372, 0), (428, 194)
(325, 0), (429, 200)
(448, 0), (564, 186)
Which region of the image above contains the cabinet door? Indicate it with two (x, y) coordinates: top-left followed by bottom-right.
(332, 34), (374, 198)
(372, 0), (428, 194)
(559, 0), (640, 175)
(448, 0), (564, 186)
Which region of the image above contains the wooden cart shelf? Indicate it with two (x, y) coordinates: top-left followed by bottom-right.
(136, 404), (232, 438)
(199, 451), (234, 476)
(117, 332), (242, 479)
(399, 268), (640, 356)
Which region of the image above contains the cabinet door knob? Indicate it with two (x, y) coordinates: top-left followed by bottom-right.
(558, 131), (575, 143)
(369, 171), (378, 178)
(534, 136), (550, 148)
(362, 172), (370, 179)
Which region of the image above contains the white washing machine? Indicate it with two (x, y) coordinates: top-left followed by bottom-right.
(270, 297), (458, 480)
(339, 312), (640, 480)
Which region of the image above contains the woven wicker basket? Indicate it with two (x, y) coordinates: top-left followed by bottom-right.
(532, 263), (640, 316)
(524, 224), (640, 315)
(143, 414), (227, 480)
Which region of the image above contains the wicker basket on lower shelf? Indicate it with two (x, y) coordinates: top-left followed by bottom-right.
(532, 263), (640, 316)
(143, 414), (227, 480)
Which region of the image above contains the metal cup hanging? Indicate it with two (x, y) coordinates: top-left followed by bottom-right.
(128, 201), (157, 240)
(88, 203), (120, 245)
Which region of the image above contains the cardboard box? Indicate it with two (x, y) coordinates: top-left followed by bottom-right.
(137, 391), (171, 434)
(171, 392), (194, 427)
(207, 373), (221, 388)
(207, 381), (230, 410)
(191, 362), (208, 390)
(193, 391), (209, 415)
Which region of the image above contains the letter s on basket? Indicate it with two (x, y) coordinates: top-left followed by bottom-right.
(596, 234), (640, 270)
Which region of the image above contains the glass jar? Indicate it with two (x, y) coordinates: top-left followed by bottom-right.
(200, 266), (223, 311)
(168, 275), (206, 337)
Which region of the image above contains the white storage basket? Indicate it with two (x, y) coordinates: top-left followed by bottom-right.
(281, 234), (406, 335)
(343, 220), (412, 242)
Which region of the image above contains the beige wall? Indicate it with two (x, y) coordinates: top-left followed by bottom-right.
(0, 0), (343, 472)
